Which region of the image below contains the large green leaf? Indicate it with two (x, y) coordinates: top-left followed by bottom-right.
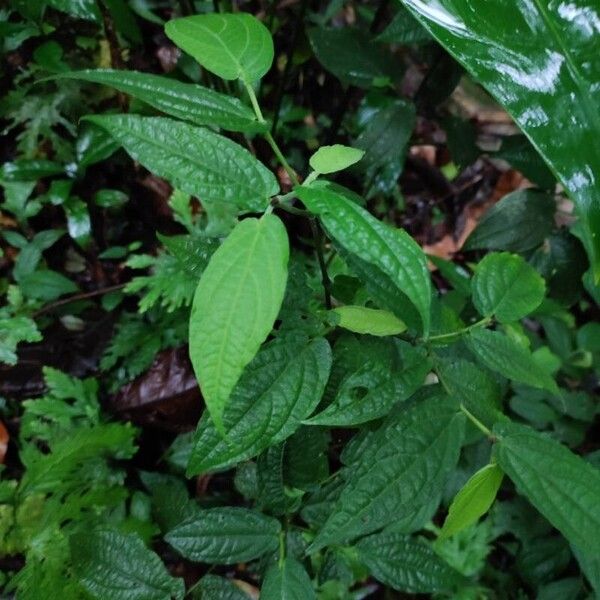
(307, 392), (464, 551)
(71, 529), (184, 600)
(296, 185), (431, 335)
(187, 337), (331, 475)
(57, 70), (265, 132)
(85, 115), (278, 212)
(261, 558), (316, 600)
(440, 463), (504, 539)
(401, 0), (600, 277)
(466, 328), (559, 394)
(494, 421), (600, 556)
(356, 533), (463, 593)
(471, 252), (546, 322)
(165, 507), (281, 564)
(165, 13), (274, 82)
(189, 215), (289, 431)
(329, 305), (407, 336)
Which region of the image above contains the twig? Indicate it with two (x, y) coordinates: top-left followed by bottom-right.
(33, 283), (127, 317)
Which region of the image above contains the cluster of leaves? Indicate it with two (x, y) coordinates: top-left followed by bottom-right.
(1, 0), (599, 599)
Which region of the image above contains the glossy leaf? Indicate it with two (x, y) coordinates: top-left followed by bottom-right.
(377, 4), (431, 44)
(165, 507), (280, 564)
(308, 392), (464, 551)
(57, 70), (265, 132)
(187, 337), (331, 475)
(494, 421), (600, 556)
(71, 529), (184, 600)
(85, 115), (278, 212)
(356, 533), (463, 593)
(165, 13), (274, 82)
(471, 252), (546, 322)
(329, 305), (407, 336)
(309, 144), (364, 175)
(189, 215), (289, 431)
(297, 185), (431, 335)
(464, 189), (556, 252)
(193, 575), (253, 600)
(401, 0), (600, 277)
(261, 558), (316, 600)
(466, 328), (559, 394)
(440, 463), (504, 539)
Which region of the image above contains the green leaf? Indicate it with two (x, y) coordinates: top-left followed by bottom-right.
(296, 185), (431, 335)
(471, 252), (546, 322)
(494, 421), (600, 556)
(46, 0), (100, 21)
(440, 463), (504, 539)
(308, 27), (397, 88)
(71, 529), (185, 600)
(356, 532), (463, 593)
(165, 13), (274, 82)
(464, 189), (556, 252)
(401, 0), (600, 278)
(309, 145), (364, 175)
(20, 270), (78, 301)
(187, 337), (331, 475)
(434, 357), (503, 428)
(261, 558), (316, 600)
(56, 70), (265, 133)
(193, 575), (253, 600)
(84, 115), (278, 212)
(495, 136), (556, 190)
(466, 328), (559, 394)
(329, 305), (406, 336)
(377, 5), (431, 44)
(165, 507), (281, 563)
(308, 392), (464, 550)
(189, 215), (289, 431)
(0, 315), (42, 365)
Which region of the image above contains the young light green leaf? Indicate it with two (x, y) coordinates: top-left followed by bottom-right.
(261, 558), (316, 600)
(471, 252), (545, 322)
(439, 463), (504, 540)
(464, 190), (556, 252)
(56, 70), (265, 132)
(187, 337), (331, 475)
(308, 392), (464, 551)
(356, 533), (463, 593)
(189, 215), (289, 431)
(296, 185), (431, 335)
(309, 144), (364, 175)
(329, 305), (406, 336)
(466, 328), (559, 394)
(165, 507), (281, 563)
(494, 421), (600, 556)
(71, 529), (185, 600)
(85, 115), (278, 212)
(165, 13), (274, 82)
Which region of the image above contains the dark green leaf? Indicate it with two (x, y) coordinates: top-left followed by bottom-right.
(85, 115), (278, 211)
(356, 532), (463, 593)
(191, 575), (253, 600)
(495, 135), (556, 189)
(494, 421), (600, 556)
(71, 529), (184, 600)
(20, 270), (78, 301)
(165, 507), (280, 564)
(261, 558), (316, 600)
(188, 337), (331, 475)
(377, 5), (431, 44)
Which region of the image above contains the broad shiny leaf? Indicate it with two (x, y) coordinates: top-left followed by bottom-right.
(261, 558), (316, 600)
(356, 533), (463, 593)
(165, 507), (280, 564)
(165, 13), (274, 82)
(471, 252), (546, 322)
(85, 115), (278, 211)
(187, 337), (331, 475)
(308, 392), (464, 550)
(58, 70), (265, 132)
(329, 305), (407, 336)
(402, 0), (600, 277)
(189, 215), (289, 431)
(297, 185), (431, 335)
(494, 421), (600, 556)
(440, 463), (504, 539)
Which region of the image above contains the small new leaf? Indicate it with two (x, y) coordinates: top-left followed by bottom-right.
(329, 305), (406, 336)
(439, 463), (504, 539)
(309, 144), (364, 175)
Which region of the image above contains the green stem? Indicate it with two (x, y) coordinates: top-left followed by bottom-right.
(425, 317), (492, 343)
(278, 531), (286, 568)
(460, 404), (494, 439)
(243, 79), (300, 186)
(310, 218), (332, 309)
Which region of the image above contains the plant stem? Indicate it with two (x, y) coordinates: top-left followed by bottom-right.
(243, 79), (300, 186)
(278, 531), (286, 568)
(460, 404), (494, 439)
(425, 317), (492, 342)
(310, 218), (332, 309)
(32, 283), (127, 317)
